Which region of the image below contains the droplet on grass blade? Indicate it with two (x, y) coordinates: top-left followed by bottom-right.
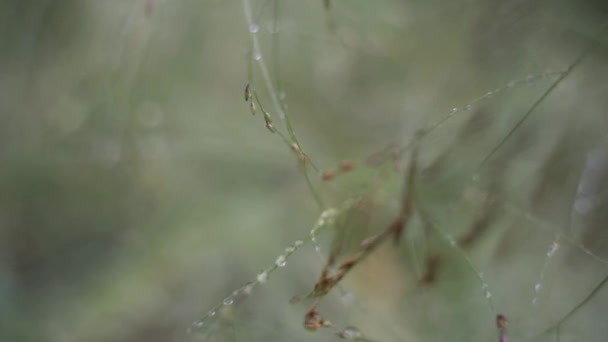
(257, 271), (268, 284)
(527, 75), (537, 84)
(547, 242), (559, 257)
(275, 254), (287, 267)
(243, 282), (255, 295)
(338, 326), (362, 340)
(446, 234), (456, 246)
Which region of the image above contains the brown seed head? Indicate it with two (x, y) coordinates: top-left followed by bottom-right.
(339, 160), (354, 172)
(322, 170), (337, 181)
(304, 310), (331, 331)
(496, 314), (507, 329)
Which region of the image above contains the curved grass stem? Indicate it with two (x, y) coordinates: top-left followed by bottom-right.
(242, 0), (324, 210)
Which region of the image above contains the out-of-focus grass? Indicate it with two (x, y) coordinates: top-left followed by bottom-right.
(0, 1), (607, 341)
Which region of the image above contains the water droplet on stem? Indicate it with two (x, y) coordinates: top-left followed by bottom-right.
(339, 326), (362, 340)
(275, 255), (287, 267)
(257, 271), (268, 284)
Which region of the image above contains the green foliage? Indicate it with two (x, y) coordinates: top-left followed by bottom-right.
(1, 1), (607, 342)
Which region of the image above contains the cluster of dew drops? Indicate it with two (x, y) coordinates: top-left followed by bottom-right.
(188, 28), (567, 333)
(439, 71), (564, 124)
(187, 208), (340, 336)
(188, 239), (304, 334)
(249, 23), (262, 61)
(532, 240), (560, 305)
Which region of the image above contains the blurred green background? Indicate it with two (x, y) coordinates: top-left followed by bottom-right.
(1, 0), (607, 341)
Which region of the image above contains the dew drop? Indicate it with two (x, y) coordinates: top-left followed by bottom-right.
(485, 91), (493, 97)
(534, 283), (542, 293)
(323, 208), (337, 220)
(285, 246), (295, 253)
(532, 297), (539, 305)
(339, 326), (362, 339)
(223, 298), (234, 306)
(547, 242), (559, 257)
(446, 234), (456, 246)
(249, 23), (259, 33)
(243, 282), (255, 295)
(193, 320), (204, 328)
(315, 245), (322, 252)
(464, 104), (472, 111)
(208, 310), (216, 317)
(275, 255), (287, 267)
(527, 75), (537, 84)
(253, 51), (262, 61)
(257, 271), (268, 284)
(485, 291), (492, 299)
(294, 240), (304, 247)
(450, 107), (458, 114)
(481, 282), (489, 290)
